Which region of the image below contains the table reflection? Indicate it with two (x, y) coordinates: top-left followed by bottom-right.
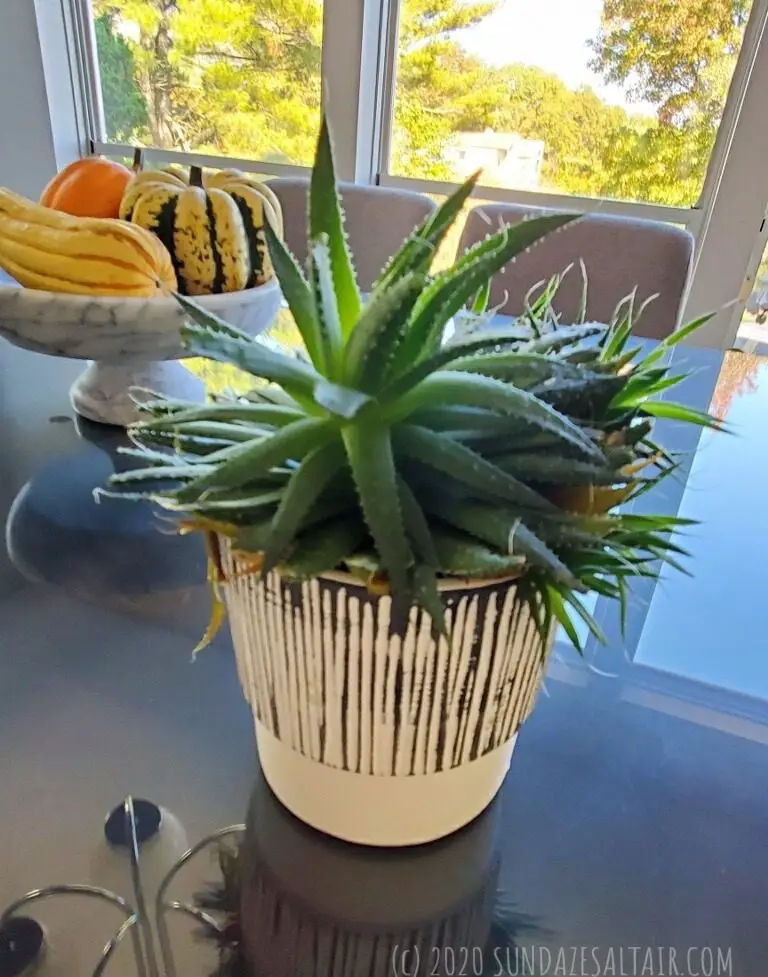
(189, 776), (542, 977)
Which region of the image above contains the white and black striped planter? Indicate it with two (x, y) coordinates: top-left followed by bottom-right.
(222, 548), (550, 847)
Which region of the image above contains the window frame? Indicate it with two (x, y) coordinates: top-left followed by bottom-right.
(71, 0), (386, 181)
(67, 0), (768, 350)
(69, 0), (106, 146)
(375, 0), (763, 227)
(373, 0), (768, 352)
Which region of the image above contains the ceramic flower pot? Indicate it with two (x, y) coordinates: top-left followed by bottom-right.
(221, 546), (550, 847)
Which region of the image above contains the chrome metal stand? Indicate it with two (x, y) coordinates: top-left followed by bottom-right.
(0, 797), (244, 977)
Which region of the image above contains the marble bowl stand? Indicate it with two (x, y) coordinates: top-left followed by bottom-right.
(70, 359), (207, 427)
(0, 280), (283, 427)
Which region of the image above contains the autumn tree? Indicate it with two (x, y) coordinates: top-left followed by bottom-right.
(382, 0), (497, 179)
(94, 12), (148, 140)
(590, 0), (750, 123)
(589, 0), (751, 204)
(92, 0), (323, 159)
(92, 0), (751, 208)
(471, 65), (632, 196)
(92, 0), (189, 147)
(92, 0), (491, 171)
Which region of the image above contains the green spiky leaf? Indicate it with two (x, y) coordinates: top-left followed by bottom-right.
(642, 399), (721, 430)
(397, 477), (439, 567)
(141, 403), (303, 430)
(342, 421), (412, 599)
(343, 272), (425, 391)
(173, 417), (335, 503)
(282, 518), (368, 579)
(393, 213), (580, 370)
(263, 219), (323, 369)
(394, 425), (557, 513)
(181, 320), (320, 400)
(395, 371), (604, 461)
(261, 442), (346, 572)
(309, 119), (361, 334)
(309, 236), (343, 377)
(374, 171), (481, 290)
(432, 530), (526, 578)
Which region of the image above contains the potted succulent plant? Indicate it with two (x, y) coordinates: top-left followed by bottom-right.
(106, 118), (716, 847)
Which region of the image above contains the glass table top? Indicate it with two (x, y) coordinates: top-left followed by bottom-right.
(635, 353), (768, 699)
(1, 334), (767, 976)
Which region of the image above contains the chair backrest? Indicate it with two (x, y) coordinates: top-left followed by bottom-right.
(458, 203), (694, 339)
(268, 178), (437, 292)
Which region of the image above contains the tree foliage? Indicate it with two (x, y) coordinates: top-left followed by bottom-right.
(94, 0), (323, 159)
(587, 0), (751, 205)
(590, 0), (750, 124)
(93, 12), (148, 140)
(92, 0), (749, 208)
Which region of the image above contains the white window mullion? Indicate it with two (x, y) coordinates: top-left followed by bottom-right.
(380, 174), (694, 226)
(321, 0), (387, 184)
(68, 0), (106, 145)
(683, 2), (768, 348)
(371, 0), (401, 185)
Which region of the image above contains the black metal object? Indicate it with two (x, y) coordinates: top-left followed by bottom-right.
(104, 798), (162, 848)
(0, 917), (44, 977)
(0, 796), (244, 977)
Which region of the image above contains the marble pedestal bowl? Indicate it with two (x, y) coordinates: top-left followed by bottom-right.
(0, 278), (282, 426)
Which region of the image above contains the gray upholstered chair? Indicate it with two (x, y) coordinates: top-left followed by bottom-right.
(457, 203), (694, 339)
(268, 178), (436, 292)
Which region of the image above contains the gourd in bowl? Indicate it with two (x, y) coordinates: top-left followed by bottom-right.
(0, 189), (176, 296)
(121, 166), (274, 293)
(121, 164), (284, 237)
(0, 187), (282, 425)
(203, 168), (284, 238)
(40, 155), (136, 219)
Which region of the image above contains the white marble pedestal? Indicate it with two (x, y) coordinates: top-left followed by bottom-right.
(70, 359), (206, 427)
(0, 276), (282, 427)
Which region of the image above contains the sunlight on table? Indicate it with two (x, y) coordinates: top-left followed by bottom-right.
(635, 351), (768, 700)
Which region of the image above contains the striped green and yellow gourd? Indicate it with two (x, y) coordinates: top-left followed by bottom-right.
(0, 187), (177, 297)
(120, 166), (273, 295)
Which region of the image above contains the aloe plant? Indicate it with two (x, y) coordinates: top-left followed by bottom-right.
(106, 117), (717, 649)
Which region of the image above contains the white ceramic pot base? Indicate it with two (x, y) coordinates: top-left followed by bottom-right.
(70, 359), (206, 427)
(255, 719), (518, 847)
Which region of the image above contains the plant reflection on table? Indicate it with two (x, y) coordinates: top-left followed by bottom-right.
(190, 779), (545, 977)
(4, 410), (209, 633)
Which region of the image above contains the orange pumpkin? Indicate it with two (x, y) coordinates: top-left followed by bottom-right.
(40, 156), (135, 219)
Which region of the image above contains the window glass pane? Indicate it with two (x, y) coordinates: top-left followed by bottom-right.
(390, 0), (754, 207)
(91, 0), (323, 165)
(738, 240), (768, 352)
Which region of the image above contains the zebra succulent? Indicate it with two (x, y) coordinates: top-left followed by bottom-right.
(107, 118), (717, 649)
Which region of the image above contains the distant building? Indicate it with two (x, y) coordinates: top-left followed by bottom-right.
(446, 130), (544, 189)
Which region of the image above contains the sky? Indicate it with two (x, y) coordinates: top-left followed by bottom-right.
(457, 0), (657, 116)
